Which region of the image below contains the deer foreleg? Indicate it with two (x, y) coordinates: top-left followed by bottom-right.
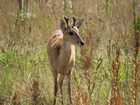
(53, 73), (58, 105)
(58, 74), (65, 105)
(67, 72), (72, 104)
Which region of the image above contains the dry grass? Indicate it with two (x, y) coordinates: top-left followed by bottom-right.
(110, 49), (125, 105)
(76, 86), (89, 105)
(0, 0), (140, 105)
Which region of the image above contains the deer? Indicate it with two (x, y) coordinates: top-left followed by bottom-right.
(47, 16), (84, 105)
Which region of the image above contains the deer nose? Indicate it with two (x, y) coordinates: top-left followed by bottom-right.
(80, 41), (85, 46)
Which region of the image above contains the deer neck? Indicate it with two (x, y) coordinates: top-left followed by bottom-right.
(59, 41), (75, 63)
(63, 41), (75, 56)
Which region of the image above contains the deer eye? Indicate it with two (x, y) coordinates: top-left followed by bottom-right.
(69, 31), (74, 36)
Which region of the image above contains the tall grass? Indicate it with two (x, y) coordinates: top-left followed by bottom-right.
(0, 0), (140, 105)
(131, 1), (140, 105)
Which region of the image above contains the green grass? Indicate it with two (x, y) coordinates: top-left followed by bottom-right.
(0, 0), (140, 105)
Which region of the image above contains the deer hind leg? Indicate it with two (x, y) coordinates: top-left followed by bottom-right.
(53, 71), (58, 105)
(58, 74), (65, 105)
(67, 71), (72, 104)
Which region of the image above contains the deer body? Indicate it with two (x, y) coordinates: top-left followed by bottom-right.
(48, 30), (75, 74)
(47, 17), (84, 105)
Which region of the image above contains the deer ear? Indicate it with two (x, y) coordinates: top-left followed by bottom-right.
(76, 19), (84, 28)
(60, 19), (66, 31)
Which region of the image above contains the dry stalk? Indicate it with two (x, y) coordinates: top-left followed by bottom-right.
(31, 80), (40, 105)
(107, 40), (111, 61)
(110, 49), (124, 105)
(76, 86), (89, 105)
(80, 29), (94, 96)
(12, 92), (20, 105)
(131, 32), (139, 105)
(0, 97), (7, 105)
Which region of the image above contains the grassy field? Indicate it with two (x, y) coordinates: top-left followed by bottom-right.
(0, 0), (140, 105)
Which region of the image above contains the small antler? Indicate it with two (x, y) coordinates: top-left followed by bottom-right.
(72, 17), (76, 27)
(64, 16), (69, 27)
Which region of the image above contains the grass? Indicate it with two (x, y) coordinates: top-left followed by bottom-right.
(0, 0), (140, 105)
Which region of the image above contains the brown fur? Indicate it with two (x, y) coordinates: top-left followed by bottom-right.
(47, 30), (75, 75)
(47, 17), (84, 105)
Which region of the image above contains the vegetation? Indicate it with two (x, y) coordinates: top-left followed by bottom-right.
(0, 0), (140, 105)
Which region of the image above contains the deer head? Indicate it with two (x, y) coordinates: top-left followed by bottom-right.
(60, 16), (84, 46)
